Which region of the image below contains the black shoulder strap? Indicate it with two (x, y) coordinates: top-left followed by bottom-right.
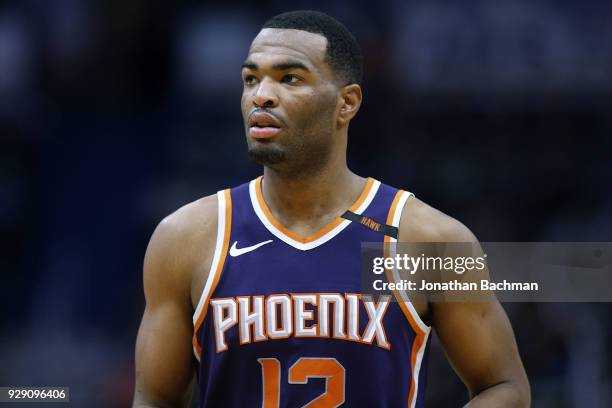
(341, 210), (399, 239)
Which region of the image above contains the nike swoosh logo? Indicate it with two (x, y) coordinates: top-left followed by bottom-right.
(229, 240), (273, 257)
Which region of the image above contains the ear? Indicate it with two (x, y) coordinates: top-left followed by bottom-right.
(337, 84), (362, 127)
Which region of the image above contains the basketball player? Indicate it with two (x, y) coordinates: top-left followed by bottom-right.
(133, 10), (530, 408)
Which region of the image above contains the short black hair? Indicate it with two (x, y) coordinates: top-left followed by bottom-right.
(262, 10), (363, 86)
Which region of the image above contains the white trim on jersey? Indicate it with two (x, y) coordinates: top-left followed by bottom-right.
(192, 190), (228, 360)
(388, 190), (432, 408)
(388, 191), (431, 334)
(193, 190), (227, 325)
(248, 178), (381, 251)
(408, 327), (430, 408)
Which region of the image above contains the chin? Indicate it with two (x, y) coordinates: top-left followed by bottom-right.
(247, 144), (286, 166)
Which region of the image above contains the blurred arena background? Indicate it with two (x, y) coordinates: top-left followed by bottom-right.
(1, 0), (611, 406)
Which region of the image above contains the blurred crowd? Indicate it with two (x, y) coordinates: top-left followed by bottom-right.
(1, 0), (610, 406)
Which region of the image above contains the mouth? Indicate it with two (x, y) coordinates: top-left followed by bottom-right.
(249, 125), (281, 140)
(248, 111), (283, 140)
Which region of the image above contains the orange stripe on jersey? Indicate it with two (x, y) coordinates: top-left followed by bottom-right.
(258, 358), (281, 408)
(193, 189), (232, 359)
(254, 176), (374, 244)
(384, 190), (427, 408)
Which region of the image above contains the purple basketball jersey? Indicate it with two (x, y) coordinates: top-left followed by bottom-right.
(192, 177), (431, 407)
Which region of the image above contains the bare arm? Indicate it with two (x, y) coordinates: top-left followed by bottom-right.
(434, 298), (530, 407)
(400, 198), (530, 407)
(133, 196), (217, 408)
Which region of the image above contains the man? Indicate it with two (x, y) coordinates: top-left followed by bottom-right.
(133, 10), (530, 407)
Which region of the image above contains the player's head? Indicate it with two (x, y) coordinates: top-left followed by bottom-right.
(241, 10), (363, 175)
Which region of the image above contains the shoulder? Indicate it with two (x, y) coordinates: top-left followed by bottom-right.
(398, 195), (477, 243)
(154, 193), (219, 249)
(143, 193), (220, 305)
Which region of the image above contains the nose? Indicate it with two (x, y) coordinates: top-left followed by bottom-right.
(252, 78), (279, 108)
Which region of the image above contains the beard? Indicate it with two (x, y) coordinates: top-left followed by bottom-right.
(247, 132), (333, 179)
(248, 143), (286, 165)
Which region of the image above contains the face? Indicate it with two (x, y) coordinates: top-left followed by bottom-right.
(241, 28), (342, 174)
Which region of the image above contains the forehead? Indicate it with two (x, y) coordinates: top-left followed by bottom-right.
(247, 28), (328, 70)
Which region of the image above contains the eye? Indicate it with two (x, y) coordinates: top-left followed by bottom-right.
(243, 75), (257, 85)
(281, 74), (301, 84)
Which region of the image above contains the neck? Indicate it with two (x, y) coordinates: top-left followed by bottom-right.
(261, 158), (365, 234)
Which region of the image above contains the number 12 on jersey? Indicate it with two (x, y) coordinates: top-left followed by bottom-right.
(258, 357), (346, 408)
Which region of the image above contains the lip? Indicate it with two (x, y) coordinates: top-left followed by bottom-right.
(249, 126), (282, 139)
(248, 110), (283, 139)
(248, 110), (283, 128)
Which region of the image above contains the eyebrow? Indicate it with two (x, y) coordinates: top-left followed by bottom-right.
(241, 60), (311, 72)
